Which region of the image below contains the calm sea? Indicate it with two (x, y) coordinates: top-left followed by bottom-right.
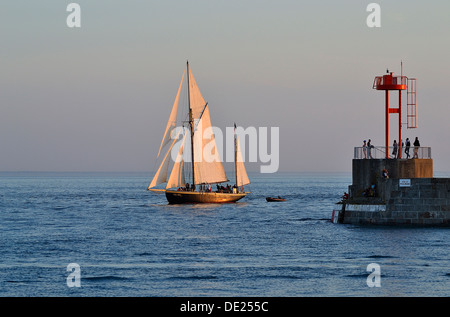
(0, 172), (448, 297)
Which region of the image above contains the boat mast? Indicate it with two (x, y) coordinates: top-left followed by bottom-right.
(234, 123), (238, 188)
(187, 61), (195, 187)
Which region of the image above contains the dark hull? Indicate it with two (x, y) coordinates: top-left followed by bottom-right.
(165, 190), (247, 204)
(266, 197), (286, 202)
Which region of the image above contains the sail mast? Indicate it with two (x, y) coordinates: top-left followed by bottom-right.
(187, 61), (195, 187)
(234, 123), (238, 187)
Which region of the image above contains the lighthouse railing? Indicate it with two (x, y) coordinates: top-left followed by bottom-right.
(373, 75), (408, 89)
(354, 146), (431, 159)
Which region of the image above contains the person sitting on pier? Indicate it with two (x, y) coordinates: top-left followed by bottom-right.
(362, 185), (375, 197)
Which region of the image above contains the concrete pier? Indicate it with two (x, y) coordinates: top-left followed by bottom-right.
(349, 158), (433, 200)
(335, 158), (450, 226)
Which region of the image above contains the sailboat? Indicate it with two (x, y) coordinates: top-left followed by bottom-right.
(148, 61), (250, 204)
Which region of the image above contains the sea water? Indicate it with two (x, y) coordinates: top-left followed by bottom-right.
(0, 172), (448, 297)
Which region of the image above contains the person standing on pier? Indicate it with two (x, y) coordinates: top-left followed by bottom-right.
(414, 137), (420, 158)
(367, 139), (374, 159)
(392, 140), (398, 159)
(363, 140), (367, 159)
(405, 138), (411, 159)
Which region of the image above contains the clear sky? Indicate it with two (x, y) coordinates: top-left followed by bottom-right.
(1, 0), (449, 173)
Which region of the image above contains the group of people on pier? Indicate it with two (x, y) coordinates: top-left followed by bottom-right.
(362, 137), (421, 159)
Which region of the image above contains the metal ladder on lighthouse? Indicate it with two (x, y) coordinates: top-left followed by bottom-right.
(407, 78), (417, 129)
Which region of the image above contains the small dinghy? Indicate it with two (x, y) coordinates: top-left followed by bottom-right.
(266, 196), (286, 202)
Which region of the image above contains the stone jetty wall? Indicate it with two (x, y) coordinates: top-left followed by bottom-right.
(342, 177), (450, 226)
(339, 158), (449, 226)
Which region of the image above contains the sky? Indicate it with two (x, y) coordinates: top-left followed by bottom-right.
(1, 0), (450, 173)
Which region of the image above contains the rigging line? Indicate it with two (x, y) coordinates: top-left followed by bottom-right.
(192, 102), (209, 134)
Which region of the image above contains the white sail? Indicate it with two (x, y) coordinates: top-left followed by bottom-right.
(188, 67), (207, 120)
(166, 133), (187, 189)
(148, 129), (182, 189)
(193, 104), (228, 185)
(157, 69), (185, 158)
(235, 137), (250, 187)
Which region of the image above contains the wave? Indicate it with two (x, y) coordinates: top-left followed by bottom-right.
(6, 280), (29, 284)
(367, 255), (397, 259)
(345, 273), (370, 278)
(253, 274), (304, 280)
(51, 206), (70, 211)
(168, 275), (218, 280)
(83, 275), (130, 282)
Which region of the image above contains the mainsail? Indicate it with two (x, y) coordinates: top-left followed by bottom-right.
(188, 68), (207, 120)
(193, 104), (228, 185)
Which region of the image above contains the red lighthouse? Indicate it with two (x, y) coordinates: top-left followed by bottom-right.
(373, 69), (417, 159)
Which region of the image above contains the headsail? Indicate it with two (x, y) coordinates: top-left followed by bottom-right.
(148, 129), (182, 189)
(157, 69), (185, 158)
(166, 132), (187, 189)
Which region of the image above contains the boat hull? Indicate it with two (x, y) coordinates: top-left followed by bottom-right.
(165, 190), (247, 204)
(266, 197), (286, 202)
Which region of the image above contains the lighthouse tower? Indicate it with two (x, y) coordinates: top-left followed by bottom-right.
(372, 69), (417, 159)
